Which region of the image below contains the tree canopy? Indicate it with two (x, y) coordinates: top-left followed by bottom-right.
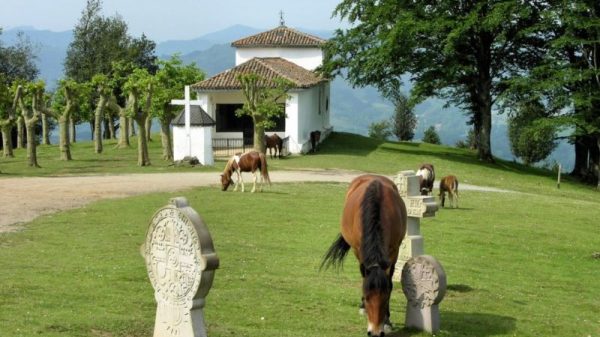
(321, 0), (548, 162)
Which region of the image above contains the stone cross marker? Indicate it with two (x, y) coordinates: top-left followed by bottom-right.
(401, 255), (447, 334)
(392, 170), (438, 282)
(171, 86), (204, 157)
(144, 197), (219, 337)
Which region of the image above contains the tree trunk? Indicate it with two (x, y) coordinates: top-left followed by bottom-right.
(160, 118), (173, 160)
(59, 115), (71, 160)
(253, 117), (266, 154)
(16, 116), (25, 149)
(1, 127), (13, 157)
(129, 118), (136, 137)
(596, 136), (600, 191)
(117, 114), (130, 148)
(571, 135), (588, 177)
(145, 115), (152, 142)
(69, 116), (76, 143)
(107, 116), (116, 139)
(136, 117), (151, 166)
(41, 113), (51, 145)
(25, 121), (39, 167)
(94, 95), (107, 154)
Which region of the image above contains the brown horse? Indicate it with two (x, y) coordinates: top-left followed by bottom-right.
(310, 130), (321, 153)
(264, 134), (283, 159)
(321, 174), (407, 336)
(439, 175), (459, 208)
(416, 163), (435, 196)
(220, 151), (271, 192)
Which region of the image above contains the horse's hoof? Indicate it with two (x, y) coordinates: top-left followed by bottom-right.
(384, 324), (392, 334)
(358, 308), (365, 316)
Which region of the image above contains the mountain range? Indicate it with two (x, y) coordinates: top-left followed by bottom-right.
(0, 25), (573, 170)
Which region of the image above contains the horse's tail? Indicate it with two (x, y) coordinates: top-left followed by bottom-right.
(320, 233), (351, 271)
(360, 179), (389, 269)
(259, 152), (271, 186)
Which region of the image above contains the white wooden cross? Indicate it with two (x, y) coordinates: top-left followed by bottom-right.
(170, 85), (203, 157)
(392, 170), (438, 282)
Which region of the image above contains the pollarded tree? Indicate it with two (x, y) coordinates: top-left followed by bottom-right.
(321, 0), (548, 162)
(123, 68), (155, 166)
(91, 74), (112, 154)
(153, 56), (205, 160)
(44, 80), (83, 160)
(16, 81), (46, 167)
(236, 73), (293, 154)
(0, 79), (23, 157)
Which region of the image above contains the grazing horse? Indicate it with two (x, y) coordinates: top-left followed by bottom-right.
(264, 134), (283, 159)
(416, 163), (435, 196)
(321, 174), (407, 337)
(220, 151), (271, 193)
(310, 130), (321, 153)
(439, 175), (459, 208)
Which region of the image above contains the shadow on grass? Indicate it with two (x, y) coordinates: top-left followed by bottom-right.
(388, 312), (516, 337)
(447, 284), (474, 293)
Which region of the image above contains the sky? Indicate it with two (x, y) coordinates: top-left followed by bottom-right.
(0, 0), (347, 41)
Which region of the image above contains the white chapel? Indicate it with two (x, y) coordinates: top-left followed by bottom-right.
(190, 23), (332, 154)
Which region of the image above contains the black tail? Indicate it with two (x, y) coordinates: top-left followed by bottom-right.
(361, 179), (389, 269)
(320, 234), (351, 271)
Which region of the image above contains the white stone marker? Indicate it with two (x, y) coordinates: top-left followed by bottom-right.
(392, 170), (438, 282)
(144, 197), (219, 337)
(401, 255), (446, 334)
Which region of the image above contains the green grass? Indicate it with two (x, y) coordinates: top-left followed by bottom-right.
(1, 132), (599, 336)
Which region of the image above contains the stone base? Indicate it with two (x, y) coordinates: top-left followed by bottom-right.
(405, 304), (441, 334)
(154, 302), (207, 337)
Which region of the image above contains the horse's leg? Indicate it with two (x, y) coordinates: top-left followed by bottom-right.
(383, 265), (395, 333)
(454, 190), (459, 208)
(251, 170), (257, 193)
(440, 191), (446, 207)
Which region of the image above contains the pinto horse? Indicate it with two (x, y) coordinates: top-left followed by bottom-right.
(264, 134), (283, 159)
(416, 163), (435, 196)
(220, 151), (271, 193)
(321, 174), (407, 337)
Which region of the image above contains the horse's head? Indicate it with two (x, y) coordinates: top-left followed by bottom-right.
(362, 265), (392, 337)
(220, 173), (233, 191)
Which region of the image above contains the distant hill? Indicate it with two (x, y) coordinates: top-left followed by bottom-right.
(0, 25), (574, 170)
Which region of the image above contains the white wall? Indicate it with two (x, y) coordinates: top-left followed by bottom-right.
(236, 48), (323, 70)
(294, 82), (331, 153)
(173, 126), (214, 165)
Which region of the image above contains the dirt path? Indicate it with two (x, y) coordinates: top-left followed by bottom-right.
(0, 170), (512, 234)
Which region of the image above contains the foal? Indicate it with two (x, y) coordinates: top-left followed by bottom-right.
(439, 175), (459, 208)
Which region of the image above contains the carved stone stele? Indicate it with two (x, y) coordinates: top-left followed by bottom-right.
(401, 255), (446, 334)
(144, 197), (219, 337)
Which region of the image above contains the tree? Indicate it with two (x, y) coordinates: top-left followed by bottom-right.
(0, 79), (23, 157)
(368, 120), (392, 140)
(16, 81), (46, 167)
(321, 0), (547, 162)
(422, 126), (441, 145)
(0, 29), (39, 83)
(91, 74), (112, 153)
(123, 68), (155, 166)
(236, 73), (293, 153)
(44, 80), (83, 160)
(64, 0), (157, 142)
(382, 86), (417, 141)
(507, 100), (557, 165)
(153, 56), (205, 160)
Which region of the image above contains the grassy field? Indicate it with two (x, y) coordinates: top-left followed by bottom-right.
(1, 133), (599, 336)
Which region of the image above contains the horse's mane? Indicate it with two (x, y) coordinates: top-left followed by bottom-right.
(360, 179), (391, 292)
(223, 156), (236, 175)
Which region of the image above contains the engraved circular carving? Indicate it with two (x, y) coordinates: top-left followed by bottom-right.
(401, 255), (446, 309)
(145, 207), (203, 306)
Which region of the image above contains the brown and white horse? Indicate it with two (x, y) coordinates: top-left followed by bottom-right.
(416, 163), (435, 196)
(321, 174), (407, 337)
(264, 134), (283, 159)
(439, 175), (459, 208)
(220, 151), (271, 192)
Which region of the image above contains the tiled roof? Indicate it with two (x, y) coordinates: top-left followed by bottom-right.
(171, 106), (216, 126)
(231, 25), (326, 48)
(191, 57), (326, 91)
